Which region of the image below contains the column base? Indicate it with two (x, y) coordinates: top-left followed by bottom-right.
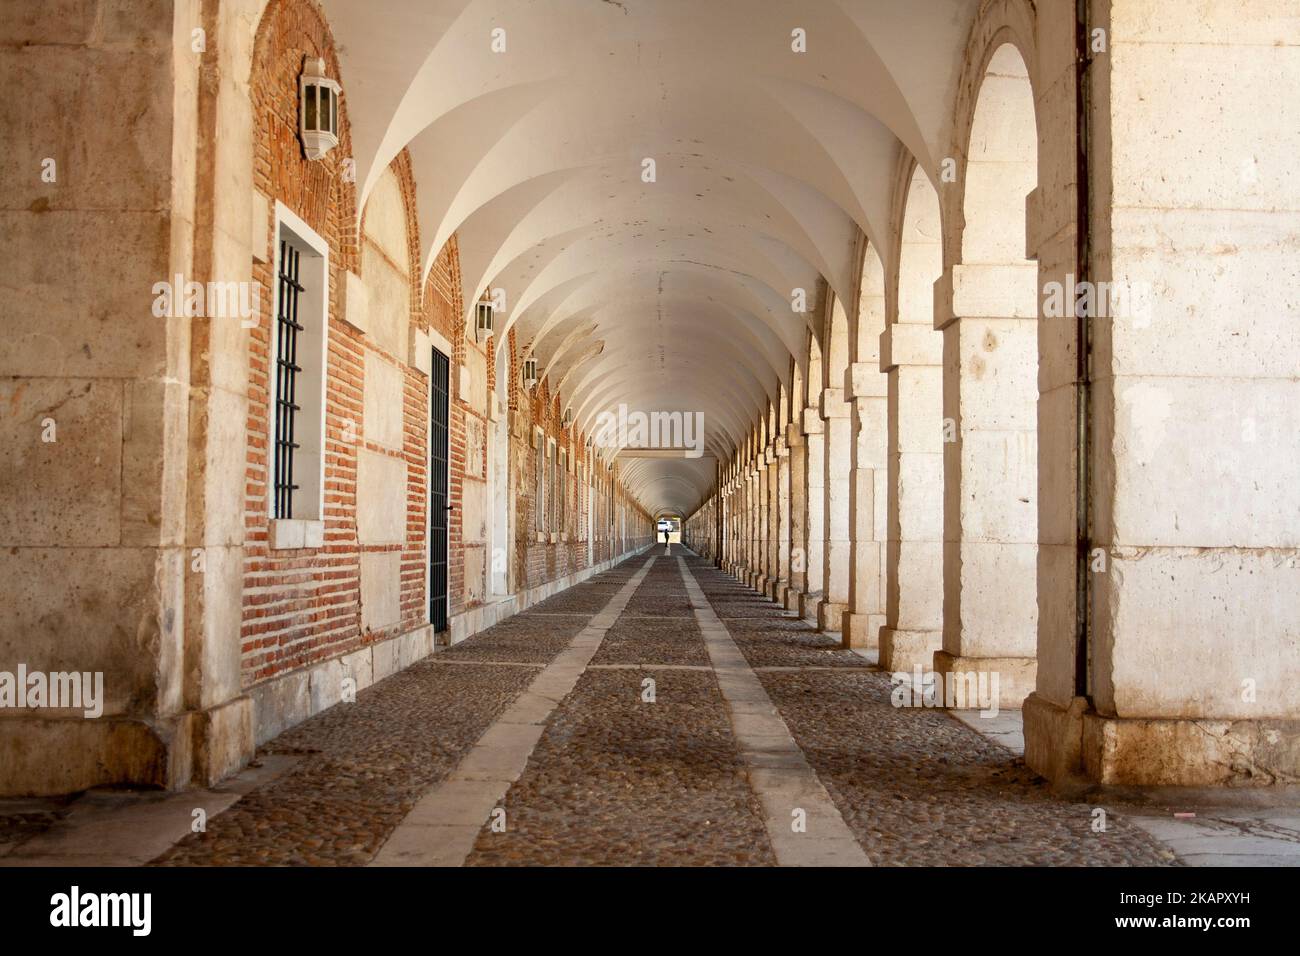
(933, 651), (1036, 709)
(878, 626), (942, 672)
(840, 611), (884, 649)
(798, 590), (822, 621)
(0, 695), (254, 797)
(783, 588), (803, 612)
(767, 579), (788, 604)
(1024, 692), (1300, 787)
(816, 600), (847, 633)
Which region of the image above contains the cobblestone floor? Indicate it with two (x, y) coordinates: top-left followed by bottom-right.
(464, 667), (775, 866)
(19, 549), (1177, 867)
(684, 555), (1178, 867)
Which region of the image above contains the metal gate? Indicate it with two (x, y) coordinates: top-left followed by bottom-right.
(430, 348), (450, 633)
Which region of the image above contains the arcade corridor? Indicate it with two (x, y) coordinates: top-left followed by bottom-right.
(2, 0), (1299, 893)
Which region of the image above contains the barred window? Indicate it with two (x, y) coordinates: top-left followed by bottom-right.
(559, 449), (568, 532)
(535, 429), (546, 534)
(270, 204), (328, 523)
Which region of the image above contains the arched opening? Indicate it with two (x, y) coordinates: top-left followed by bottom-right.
(799, 330), (826, 621)
(936, 42), (1040, 708)
(818, 295), (853, 632)
(880, 164), (944, 672)
(842, 242), (889, 648)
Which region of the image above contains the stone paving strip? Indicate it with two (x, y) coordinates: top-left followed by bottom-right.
(677, 556), (871, 866)
(371, 556), (658, 866)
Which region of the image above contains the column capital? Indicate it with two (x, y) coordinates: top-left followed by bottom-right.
(845, 361), (887, 400)
(801, 405), (824, 435)
(879, 323), (942, 372)
(932, 262), (1039, 331)
(820, 387), (851, 420)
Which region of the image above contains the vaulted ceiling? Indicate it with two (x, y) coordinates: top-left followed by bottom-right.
(320, 0), (978, 517)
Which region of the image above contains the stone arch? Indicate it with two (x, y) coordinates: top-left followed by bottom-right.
(841, 239), (889, 647)
(935, 33), (1042, 708)
(938, 0), (1040, 264)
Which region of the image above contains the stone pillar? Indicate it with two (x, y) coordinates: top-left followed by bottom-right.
(0, 7), (253, 795)
(842, 362), (888, 648)
(799, 407), (826, 620)
(748, 465), (761, 587)
(1025, 0), (1300, 786)
(765, 443), (780, 599)
(934, 264), (1039, 707)
(784, 423), (808, 612)
(773, 438), (791, 604)
(817, 389), (852, 631)
(735, 473), (747, 579)
(879, 322), (945, 671)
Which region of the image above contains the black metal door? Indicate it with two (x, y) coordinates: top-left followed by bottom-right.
(430, 348), (450, 632)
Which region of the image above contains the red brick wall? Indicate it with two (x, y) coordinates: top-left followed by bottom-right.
(244, 0), (361, 683)
(241, 0), (651, 690)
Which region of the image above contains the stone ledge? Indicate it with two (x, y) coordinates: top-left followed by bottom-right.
(268, 517), (325, 551)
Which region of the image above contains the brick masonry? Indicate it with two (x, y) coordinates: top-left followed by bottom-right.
(240, 0), (652, 696)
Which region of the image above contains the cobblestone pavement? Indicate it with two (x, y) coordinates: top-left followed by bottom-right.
(127, 550), (1187, 866)
(464, 667), (775, 866)
(684, 555), (1178, 867)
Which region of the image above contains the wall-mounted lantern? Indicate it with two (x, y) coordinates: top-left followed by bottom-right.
(475, 300), (495, 344)
(522, 356), (539, 389)
(300, 56), (341, 161)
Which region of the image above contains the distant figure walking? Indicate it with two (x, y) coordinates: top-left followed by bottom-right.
(662, 524), (671, 554)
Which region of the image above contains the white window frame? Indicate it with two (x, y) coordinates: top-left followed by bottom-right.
(547, 437), (557, 542)
(268, 200), (330, 545)
(534, 427), (546, 538)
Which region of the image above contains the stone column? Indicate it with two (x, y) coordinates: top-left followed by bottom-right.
(842, 362), (888, 648)
(0, 8), (253, 794)
(879, 322), (945, 671)
(1025, 0), (1300, 786)
(784, 423), (808, 611)
(765, 442), (780, 598)
(739, 474), (746, 576)
(799, 406), (826, 620)
(748, 465), (761, 586)
(934, 264), (1039, 707)
(817, 388), (853, 631)
(773, 437), (791, 604)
